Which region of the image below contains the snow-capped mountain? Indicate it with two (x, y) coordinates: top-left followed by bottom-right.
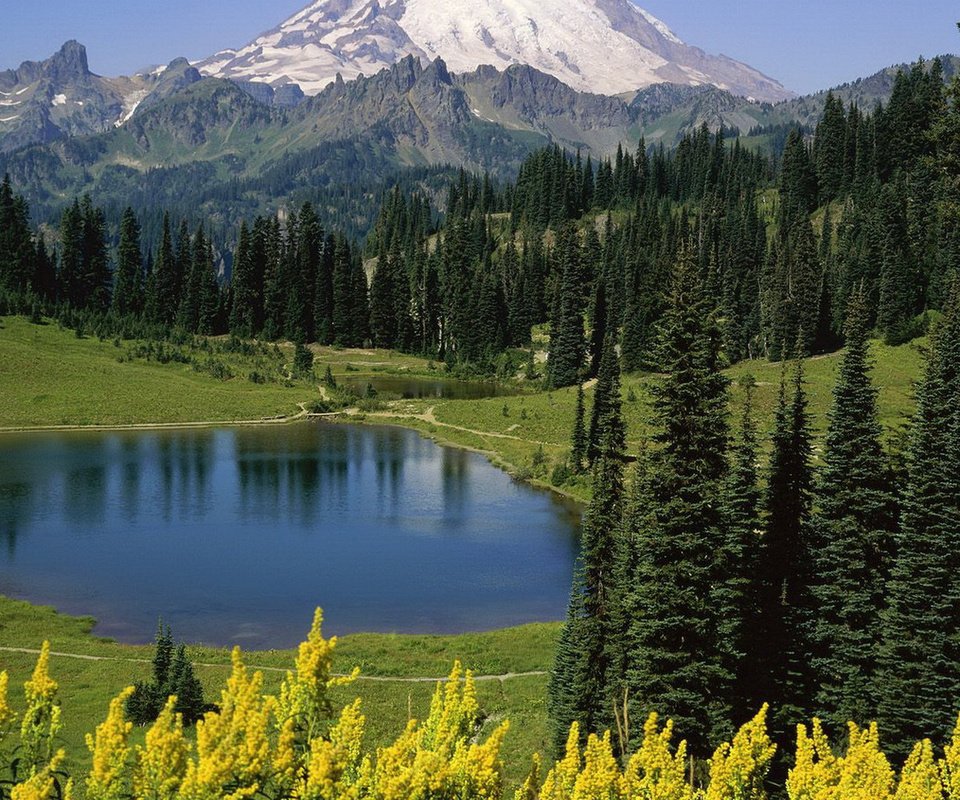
(198, 0), (793, 102)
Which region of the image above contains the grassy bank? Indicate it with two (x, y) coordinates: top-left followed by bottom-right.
(0, 596), (557, 789)
(0, 314), (925, 504)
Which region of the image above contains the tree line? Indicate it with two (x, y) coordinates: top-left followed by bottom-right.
(0, 57), (956, 381)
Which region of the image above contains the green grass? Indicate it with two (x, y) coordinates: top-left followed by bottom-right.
(423, 339), (924, 501)
(0, 316), (438, 428)
(0, 314), (926, 504)
(0, 596), (556, 790)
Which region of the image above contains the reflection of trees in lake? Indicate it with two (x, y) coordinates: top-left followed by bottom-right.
(65, 464), (107, 526)
(149, 431), (214, 522)
(441, 446), (469, 519)
(118, 436), (142, 523)
(0, 482), (31, 556)
(373, 429), (405, 508)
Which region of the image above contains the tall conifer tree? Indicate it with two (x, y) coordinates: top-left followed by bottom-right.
(878, 279), (960, 759)
(621, 247), (733, 756)
(811, 288), (897, 733)
(750, 359), (816, 746)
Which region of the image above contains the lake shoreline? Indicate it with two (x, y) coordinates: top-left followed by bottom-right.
(0, 404), (589, 506)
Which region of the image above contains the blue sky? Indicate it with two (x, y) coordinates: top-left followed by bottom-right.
(3, 1), (958, 95)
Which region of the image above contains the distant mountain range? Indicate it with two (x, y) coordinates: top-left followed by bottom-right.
(0, 4), (955, 233)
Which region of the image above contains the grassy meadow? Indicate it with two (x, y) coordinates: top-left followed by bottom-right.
(0, 597), (557, 789)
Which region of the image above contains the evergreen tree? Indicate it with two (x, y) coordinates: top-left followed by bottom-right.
(586, 331), (624, 465)
(145, 214), (176, 326)
(878, 279), (960, 760)
(548, 377), (626, 753)
(0, 175), (36, 294)
(111, 207), (142, 317)
(621, 247), (733, 756)
(814, 92), (848, 204)
(169, 644), (206, 725)
(547, 225), (586, 388)
(570, 381), (587, 474)
(749, 359), (816, 747)
(229, 221), (259, 338)
(724, 375), (762, 713)
(811, 288), (897, 733)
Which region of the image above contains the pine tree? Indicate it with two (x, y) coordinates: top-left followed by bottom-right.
(111, 207), (142, 317)
(570, 381), (587, 474)
(229, 221), (258, 338)
(621, 247), (733, 756)
(145, 213), (175, 326)
(547, 224), (586, 388)
(169, 644), (206, 725)
(750, 358), (816, 747)
(723, 375), (762, 714)
(548, 382), (626, 754)
(811, 288), (897, 734)
(878, 279), (960, 760)
(814, 92), (848, 204)
(0, 175), (37, 294)
(586, 331), (624, 465)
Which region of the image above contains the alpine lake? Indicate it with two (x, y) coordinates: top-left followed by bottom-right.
(0, 378), (581, 648)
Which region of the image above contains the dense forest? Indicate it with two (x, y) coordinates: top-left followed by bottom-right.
(0, 59), (955, 382)
(1, 54), (960, 796)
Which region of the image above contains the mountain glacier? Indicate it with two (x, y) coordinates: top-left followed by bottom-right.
(199, 0), (793, 101)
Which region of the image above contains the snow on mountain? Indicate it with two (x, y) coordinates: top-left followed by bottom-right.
(198, 0), (793, 102)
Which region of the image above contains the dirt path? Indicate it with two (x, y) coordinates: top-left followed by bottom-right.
(0, 404), (312, 435)
(0, 645), (546, 683)
(347, 406), (561, 446)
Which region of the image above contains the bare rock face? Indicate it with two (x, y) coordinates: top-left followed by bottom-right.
(198, 0), (793, 102)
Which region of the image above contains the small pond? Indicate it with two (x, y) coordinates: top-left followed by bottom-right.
(0, 422), (580, 648)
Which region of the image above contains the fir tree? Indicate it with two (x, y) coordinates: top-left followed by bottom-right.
(811, 288), (897, 734)
(570, 381), (587, 474)
(169, 644), (206, 725)
(548, 392), (626, 753)
(229, 221), (258, 338)
(749, 358), (816, 747)
(878, 279), (960, 760)
(621, 247), (733, 756)
(111, 207), (142, 317)
(723, 375), (762, 714)
(586, 331), (624, 465)
(547, 224), (586, 388)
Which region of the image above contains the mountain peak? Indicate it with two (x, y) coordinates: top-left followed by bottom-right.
(198, 0), (793, 101)
(50, 40), (90, 80)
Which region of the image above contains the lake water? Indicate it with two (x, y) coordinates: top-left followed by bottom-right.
(342, 376), (520, 400)
(0, 423), (580, 648)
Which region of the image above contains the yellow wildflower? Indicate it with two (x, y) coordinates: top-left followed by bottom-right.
(514, 753), (542, 800)
(705, 704), (776, 800)
(133, 696), (190, 800)
(0, 671), (16, 732)
(834, 722), (894, 800)
(895, 739), (942, 800)
(10, 749), (66, 800)
(179, 647), (274, 800)
(85, 686), (134, 800)
(571, 730), (620, 800)
(540, 723), (583, 800)
(276, 607), (359, 747)
(19, 642), (62, 776)
(299, 699), (366, 800)
(786, 719), (838, 800)
(622, 713), (695, 800)
(941, 713), (960, 799)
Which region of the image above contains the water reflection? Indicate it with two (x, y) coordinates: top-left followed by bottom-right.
(0, 423), (580, 648)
